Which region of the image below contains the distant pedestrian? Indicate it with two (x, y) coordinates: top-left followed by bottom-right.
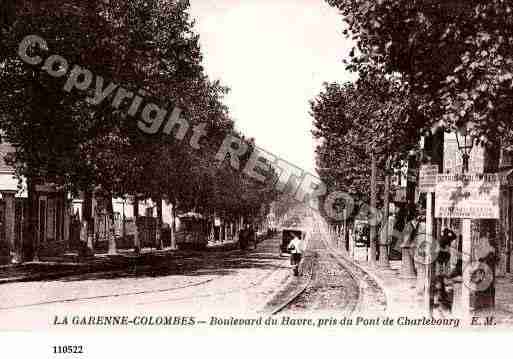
(287, 234), (304, 276)
(474, 232), (496, 263)
(248, 225), (257, 249)
(249, 226), (258, 249)
(239, 226), (248, 250)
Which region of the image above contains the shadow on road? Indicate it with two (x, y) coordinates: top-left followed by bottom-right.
(1, 237), (288, 284)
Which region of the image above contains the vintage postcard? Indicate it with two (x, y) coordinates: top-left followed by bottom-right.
(1, 1), (513, 354)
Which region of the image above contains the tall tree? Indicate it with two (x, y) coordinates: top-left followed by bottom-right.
(0, 0), (212, 257)
(311, 75), (417, 258)
(327, 0), (513, 144)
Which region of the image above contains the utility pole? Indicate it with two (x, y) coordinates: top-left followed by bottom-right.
(133, 197), (140, 254)
(460, 156), (472, 317)
(343, 207), (348, 252)
(156, 197), (163, 250)
(424, 190), (434, 315)
(369, 151), (377, 266)
(379, 157), (391, 268)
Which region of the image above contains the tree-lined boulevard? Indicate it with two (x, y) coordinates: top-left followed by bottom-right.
(1, 1), (279, 262)
(2, 0), (513, 327)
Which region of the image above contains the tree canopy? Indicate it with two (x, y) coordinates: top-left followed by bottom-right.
(311, 74), (417, 221)
(327, 0), (513, 145)
(0, 0), (277, 225)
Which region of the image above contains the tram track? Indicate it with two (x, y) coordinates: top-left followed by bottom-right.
(0, 261), (283, 311)
(267, 253), (316, 315)
(268, 232), (387, 316)
(0, 278), (215, 311)
(322, 238), (388, 314)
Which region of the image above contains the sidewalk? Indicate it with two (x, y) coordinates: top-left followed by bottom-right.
(357, 260), (425, 315)
(330, 243), (423, 315)
(332, 243), (513, 324)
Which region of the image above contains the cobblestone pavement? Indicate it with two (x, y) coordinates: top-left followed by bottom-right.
(0, 236), (293, 330)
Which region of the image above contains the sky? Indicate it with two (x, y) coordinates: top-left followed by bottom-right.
(188, 0), (356, 173)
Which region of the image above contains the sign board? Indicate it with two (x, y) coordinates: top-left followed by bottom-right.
(354, 220), (370, 247)
(435, 173), (500, 219)
(35, 184), (59, 193)
(418, 165), (439, 193)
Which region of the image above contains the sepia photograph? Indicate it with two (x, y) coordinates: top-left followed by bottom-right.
(1, 1), (513, 353)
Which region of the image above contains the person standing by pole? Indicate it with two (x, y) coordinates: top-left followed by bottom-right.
(400, 210), (418, 279)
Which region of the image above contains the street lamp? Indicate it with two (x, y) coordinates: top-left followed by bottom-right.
(455, 123), (474, 174)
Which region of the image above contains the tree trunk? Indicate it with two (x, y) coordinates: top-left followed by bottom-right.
(170, 201), (176, 250)
(344, 210), (349, 252)
(155, 197), (163, 250)
(379, 158), (391, 268)
(122, 200), (126, 243)
(369, 152), (377, 265)
(25, 177), (38, 262)
(83, 190), (94, 256)
(106, 194), (117, 255)
(133, 197), (140, 254)
(221, 219), (225, 243)
(235, 216), (240, 241)
(3, 191), (15, 263)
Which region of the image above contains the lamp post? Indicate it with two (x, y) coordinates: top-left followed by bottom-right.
(455, 123), (474, 174)
(455, 122), (475, 317)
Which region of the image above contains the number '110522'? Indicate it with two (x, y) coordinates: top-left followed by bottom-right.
(53, 345), (84, 354)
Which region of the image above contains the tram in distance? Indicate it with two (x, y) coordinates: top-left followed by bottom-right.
(279, 215), (306, 254)
(174, 212), (209, 250)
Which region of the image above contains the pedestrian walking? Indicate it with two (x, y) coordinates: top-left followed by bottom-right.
(287, 234), (304, 276)
(248, 225), (257, 249)
(400, 212), (419, 277)
(239, 226), (248, 250)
